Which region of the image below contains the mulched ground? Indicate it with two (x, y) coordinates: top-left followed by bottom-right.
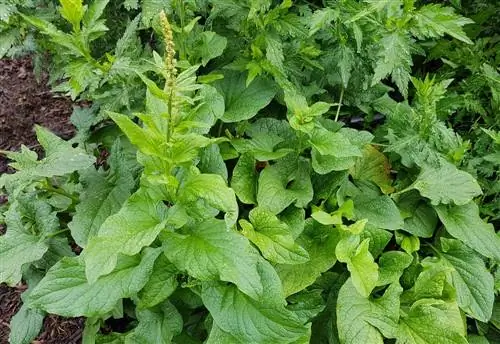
(0, 58), (75, 173)
(0, 58), (83, 343)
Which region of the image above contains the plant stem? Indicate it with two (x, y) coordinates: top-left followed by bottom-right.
(335, 87), (345, 122)
(45, 228), (70, 239)
(44, 181), (78, 202)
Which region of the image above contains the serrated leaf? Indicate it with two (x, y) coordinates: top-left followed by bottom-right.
(435, 202), (500, 261)
(412, 161), (482, 205)
(59, 0), (85, 30)
(83, 188), (167, 283)
(202, 280), (309, 344)
(411, 4), (474, 44)
(27, 249), (160, 317)
(214, 71), (276, 123)
(372, 32), (414, 97)
(240, 207), (309, 264)
(0, 126), (95, 187)
(162, 219), (276, 300)
(438, 238), (494, 322)
(337, 279), (401, 344)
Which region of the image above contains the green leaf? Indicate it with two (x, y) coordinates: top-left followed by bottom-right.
(412, 161), (482, 206)
(199, 144), (228, 182)
(137, 253), (178, 309)
(162, 219), (277, 301)
(0, 126), (95, 187)
(276, 220), (340, 296)
(69, 142), (136, 247)
(360, 226), (393, 258)
(397, 299), (467, 344)
(27, 249), (160, 317)
(231, 133), (294, 161)
(372, 32), (414, 97)
(125, 302), (182, 344)
(309, 127), (362, 158)
(83, 0), (109, 28)
(240, 207), (309, 264)
(0, 197), (58, 285)
(192, 31), (227, 66)
(83, 188), (167, 283)
(231, 154), (258, 204)
(439, 238), (494, 322)
(353, 195), (404, 230)
(214, 71), (276, 123)
(337, 238), (379, 297)
(337, 279), (401, 344)
(179, 172), (238, 226)
(8, 304), (44, 344)
(377, 251), (413, 286)
(202, 281), (309, 344)
(59, 0), (85, 30)
(411, 4), (474, 44)
(350, 145), (395, 194)
(206, 323), (242, 344)
(435, 202), (500, 261)
(257, 156), (313, 214)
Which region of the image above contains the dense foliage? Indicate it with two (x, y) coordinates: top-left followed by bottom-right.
(1, 0), (499, 343)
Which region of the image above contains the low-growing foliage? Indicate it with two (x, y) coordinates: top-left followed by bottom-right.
(1, 0), (499, 343)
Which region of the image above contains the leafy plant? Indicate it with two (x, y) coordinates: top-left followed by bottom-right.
(1, 0), (499, 343)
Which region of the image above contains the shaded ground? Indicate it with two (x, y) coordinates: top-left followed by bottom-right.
(0, 58), (75, 173)
(0, 58), (83, 343)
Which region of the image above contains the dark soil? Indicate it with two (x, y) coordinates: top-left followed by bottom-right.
(0, 57), (83, 343)
(0, 58), (75, 173)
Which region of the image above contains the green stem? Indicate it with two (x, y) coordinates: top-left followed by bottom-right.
(44, 181), (78, 202)
(335, 87), (345, 122)
(45, 228), (70, 239)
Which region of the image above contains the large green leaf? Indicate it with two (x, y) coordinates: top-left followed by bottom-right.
(179, 172), (238, 226)
(214, 71), (276, 123)
(412, 162), (482, 206)
(27, 249), (160, 317)
(137, 253), (178, 309)
(69, 142), (136, 247)
(276, 220), (340, 296)
(353, 195), (404, 230)
(0, 198), (58, 285)
(83, 188), (167, 283)
(240, 207), (309, 264)
(336, 236), (379, 297)
(202, 281), (309, 344)
(231, 154), (258, 204)
(257, 156), (313, 214)
(397, 299), (468, 344)
(435, 202), (500, 261)
(0, 126), (95, 187)
(8, 303), (44, 344)
(124, 302), (183, 344)
(337, 279), (401, 344)
(162, 219), (278, 301)
(439, 238), (495, 322)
